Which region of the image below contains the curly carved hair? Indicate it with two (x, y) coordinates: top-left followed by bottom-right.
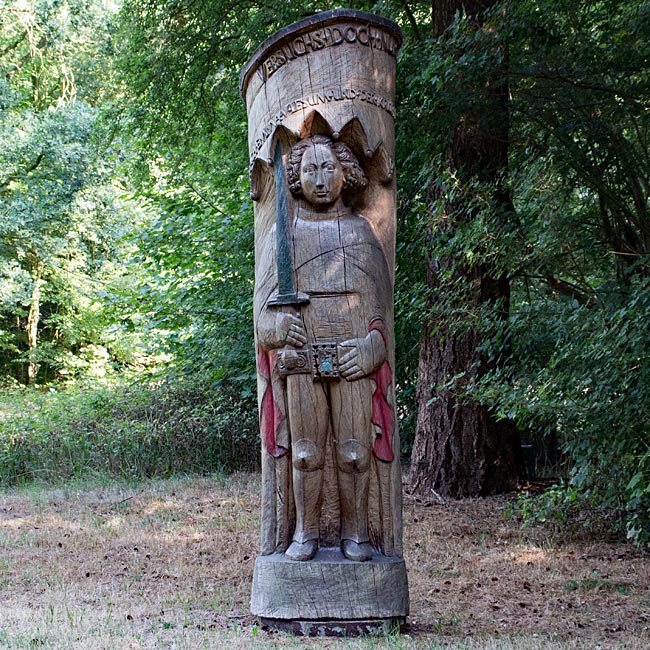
(286, 135), (368, 196)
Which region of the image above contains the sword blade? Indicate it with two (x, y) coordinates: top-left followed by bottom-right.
(274, 140), (294, 297)
(268, 139), (310, 308)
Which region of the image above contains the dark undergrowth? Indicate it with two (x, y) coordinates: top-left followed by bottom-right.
(0, 377), (259, 487)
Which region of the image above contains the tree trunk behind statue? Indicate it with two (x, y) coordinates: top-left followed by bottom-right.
(240, 9), (408, 634)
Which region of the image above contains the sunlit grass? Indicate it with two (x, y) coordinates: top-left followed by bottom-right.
(1, 475), (648, 648)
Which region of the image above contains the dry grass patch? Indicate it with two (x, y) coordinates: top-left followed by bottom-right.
(0, 474), (260, 649)
(0, 473), (648, 649)
(403, 490), (649, 648)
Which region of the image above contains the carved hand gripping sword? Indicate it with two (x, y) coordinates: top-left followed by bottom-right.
(267, 140), (314, 378)
(267, 140), (343, 381)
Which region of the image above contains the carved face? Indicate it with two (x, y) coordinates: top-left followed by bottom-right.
(299, 143), (344, 207)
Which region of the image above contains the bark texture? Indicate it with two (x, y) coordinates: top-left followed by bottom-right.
(26, 260), (43, 385)
(410, 0), (521, 498)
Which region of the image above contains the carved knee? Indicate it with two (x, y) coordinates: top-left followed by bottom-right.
(337, 439), (371, 474)
(292, 439), (325, 472)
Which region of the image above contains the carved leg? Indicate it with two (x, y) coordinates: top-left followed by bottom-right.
(287, 466), (321, 561)
(286, 375), (329, 560)
(338, 467), (372, 561)
(332, 379), (373, 561)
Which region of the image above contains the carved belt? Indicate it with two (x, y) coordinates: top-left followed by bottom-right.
(277, 342), (340, 381)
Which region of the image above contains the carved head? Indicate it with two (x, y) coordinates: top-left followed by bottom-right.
(286, 135), (368, 205)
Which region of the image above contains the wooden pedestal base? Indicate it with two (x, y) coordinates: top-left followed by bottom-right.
(250, 547), (409, 635)
(259, 617), (405, 637)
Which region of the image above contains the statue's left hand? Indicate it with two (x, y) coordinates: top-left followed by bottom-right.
(339, 330), (387, 381)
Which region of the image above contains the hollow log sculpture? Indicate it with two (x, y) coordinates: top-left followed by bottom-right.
(241, 9), (408, 633)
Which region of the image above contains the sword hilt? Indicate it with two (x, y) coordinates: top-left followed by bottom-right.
(267, 291), (311, 308)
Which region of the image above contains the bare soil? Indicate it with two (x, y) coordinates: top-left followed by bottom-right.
(0, 473), (647, 649)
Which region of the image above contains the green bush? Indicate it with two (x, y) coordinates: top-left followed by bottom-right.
(476, 279), (650, 545)
(0, 377), (259, 486)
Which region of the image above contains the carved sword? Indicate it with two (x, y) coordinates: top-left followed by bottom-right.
(267, 139), (310, 308)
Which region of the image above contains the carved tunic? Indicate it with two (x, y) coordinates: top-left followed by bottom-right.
(293, 207), (390, 345)
(256, 208), (390, 351)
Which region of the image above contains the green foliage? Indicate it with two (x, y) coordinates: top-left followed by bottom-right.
(479, 280), (650, 544)
(509, 0), (650, 278)
(497, 0), (650, 544)
(0, 379), (258, 486)
(394, 1), (650, 540)
(394, 4), (515, 451)
(508, 483), (615, 540)
(118, 137), (257, 389)
(0, 0), (143, 382)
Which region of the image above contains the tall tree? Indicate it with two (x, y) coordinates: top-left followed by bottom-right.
(408, 0), (521, 497)
(474, 0), (650, 543)
(0, 0), (133, 383)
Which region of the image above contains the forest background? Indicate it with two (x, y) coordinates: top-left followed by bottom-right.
(1, 0), (648, 546)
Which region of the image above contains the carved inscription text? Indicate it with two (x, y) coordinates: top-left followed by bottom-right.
(250, 87), (396, 167)
(257, 24), (399, 82)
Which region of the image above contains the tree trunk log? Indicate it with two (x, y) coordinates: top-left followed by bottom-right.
(26, 261), (43, 385)
(410, 0), (521, 498)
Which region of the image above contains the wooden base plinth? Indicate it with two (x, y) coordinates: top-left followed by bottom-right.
(251, 547), (409, 633)
(259, 617), (405, 637)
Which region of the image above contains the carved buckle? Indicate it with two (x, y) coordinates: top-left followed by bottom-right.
(277, 348), (312, 377)
(311, 342), (340, 381)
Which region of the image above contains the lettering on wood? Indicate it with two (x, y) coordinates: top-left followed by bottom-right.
(250, 89), (397, 169)
(257, 24), (399, 82)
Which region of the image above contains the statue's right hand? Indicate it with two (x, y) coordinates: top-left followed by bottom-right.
(276, 312), (307, 348)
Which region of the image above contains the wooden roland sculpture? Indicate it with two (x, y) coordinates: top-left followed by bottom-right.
(255, 134), (393, 563)
(242, 9), (408, 633)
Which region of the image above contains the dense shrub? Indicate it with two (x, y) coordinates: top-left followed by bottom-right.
(476, 279), (650, 545)
(0, 378), (259, 486)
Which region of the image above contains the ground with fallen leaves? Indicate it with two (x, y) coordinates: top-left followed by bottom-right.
(0, 473), (647, 649)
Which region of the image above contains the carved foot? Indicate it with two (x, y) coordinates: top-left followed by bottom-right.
(341, 539), (372, 562)
(285, 539), (318, 561)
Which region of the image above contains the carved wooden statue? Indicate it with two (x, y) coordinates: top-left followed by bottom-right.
(242, 9), (408, 633)
(255, 134), (394, 563)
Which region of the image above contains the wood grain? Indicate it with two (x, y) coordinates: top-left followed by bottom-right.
(251, 549), (409, 619)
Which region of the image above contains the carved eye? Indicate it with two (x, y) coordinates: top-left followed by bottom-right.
(303, 164), (316, 174)
(323, 163), (336, 172)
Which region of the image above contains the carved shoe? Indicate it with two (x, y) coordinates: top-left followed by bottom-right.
(285, 539), (318, 561)
(341, 539), (372, 562)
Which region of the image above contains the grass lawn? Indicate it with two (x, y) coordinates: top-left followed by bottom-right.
(0, 473), (648, 648)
